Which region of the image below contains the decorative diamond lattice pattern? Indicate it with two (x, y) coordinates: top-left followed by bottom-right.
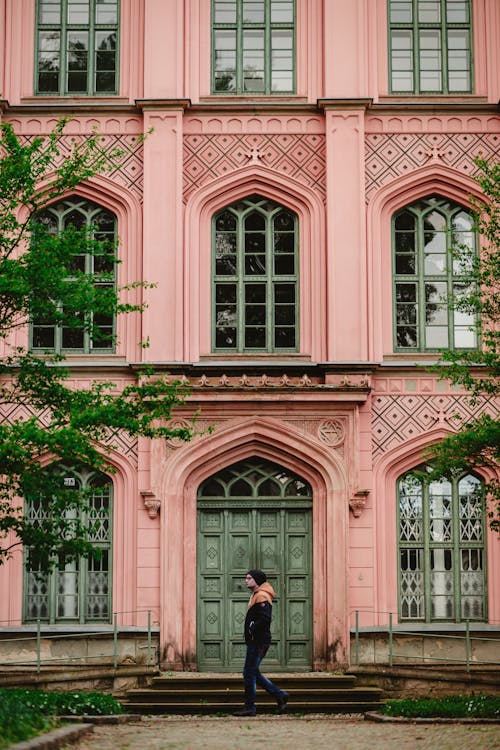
(372, 394), (499, 459)
(365, 132), (500, 202)
(20, 134), (144, 203)
(183, 133), (326, 203)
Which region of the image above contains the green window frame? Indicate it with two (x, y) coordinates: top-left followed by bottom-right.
(213, 195), (298, 353)
(212, 0), (295, 94)
(388, 0), (472, 94)
(31, 197), (117, 355)
(24, 466), (113, 624)
(392, 195), (477, 352)
(36, 0), (119, 95)
(397, 468), (486, 622)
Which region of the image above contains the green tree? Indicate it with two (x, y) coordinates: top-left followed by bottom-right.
(427, 158), (500, 530)
(0, 120), (193, 564)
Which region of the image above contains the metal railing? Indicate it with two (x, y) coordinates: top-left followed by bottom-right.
(352, 609), (500, 672)
(0, 609), (159, 673)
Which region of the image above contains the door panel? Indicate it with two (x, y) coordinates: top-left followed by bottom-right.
(198, 485), (312, 669)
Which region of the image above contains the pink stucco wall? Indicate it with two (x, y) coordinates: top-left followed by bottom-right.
(0, 1), (499, 668)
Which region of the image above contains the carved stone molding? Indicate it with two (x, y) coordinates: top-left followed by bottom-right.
(166, 418), (194, 449)
(317, 418), (345, 447)
(349, 490), (369, 518)
(141, 490), (161, 518)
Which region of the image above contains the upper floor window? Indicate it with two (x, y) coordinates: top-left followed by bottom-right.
(31, 198), (116, 354)
(213, 195), (298, 352)
(393, 195), (477, 351)
(212, 0), (295, 94)
(36, 0), (119, 95)
(398, 469), (486, 622)
(388, 0), (472, 93)
(24, 466), (113, 624)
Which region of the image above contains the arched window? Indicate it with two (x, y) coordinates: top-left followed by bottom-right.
(24, 466), (113, 624)
(31, 197), (117, 354)
(392, 195), (477, 351)
(213, 195), (298, 352)
(397, 468), (486, 622)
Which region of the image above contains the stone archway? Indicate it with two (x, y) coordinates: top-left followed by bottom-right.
(196, 457), (313, 671)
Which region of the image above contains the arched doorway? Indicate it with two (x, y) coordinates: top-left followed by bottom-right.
(197, 457), (313, 671)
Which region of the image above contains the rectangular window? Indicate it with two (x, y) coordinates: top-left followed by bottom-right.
(212, 0), (295, 94)
(388, 0), (472, 94)
(36, 0), (119, 95)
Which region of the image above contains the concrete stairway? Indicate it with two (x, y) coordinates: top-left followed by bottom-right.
(120, 673), (384, 715)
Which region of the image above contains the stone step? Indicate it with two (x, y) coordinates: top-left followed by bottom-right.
(123, 686), (382, 703)
(122, 700), (383, 715)
(120, 675), (384, 714)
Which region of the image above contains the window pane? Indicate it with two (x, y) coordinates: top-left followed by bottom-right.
(95, 0), (118, 24)
(243, 30), (264, 91)
(400, 548), (424, 619)
(446, 1), (469, 23)
(390, 1), (413, 23)
(67, 0), (90, 25)
(399, 475), (423, 542)
(39, 0), (61, 24)
(430, 549), (454, 619)
(271, 1), (294, 23)
(214, 30), (236, 91)
(242, 1), (265, 23)
(418, 0), (440, 23)
(214, 1), (237, 24)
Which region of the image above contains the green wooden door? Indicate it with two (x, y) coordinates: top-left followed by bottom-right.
(197, 459), (312, 671)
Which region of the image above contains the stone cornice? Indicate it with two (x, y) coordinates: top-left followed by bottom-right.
(135, 98), (191, 111)
(369, 97), (500, 115)
(3, 98), (138, 115)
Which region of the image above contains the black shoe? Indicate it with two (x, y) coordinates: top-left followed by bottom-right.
(232, 707), (256, 717)
(276, 691), (289, 714)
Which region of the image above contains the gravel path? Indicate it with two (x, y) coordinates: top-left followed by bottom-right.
(62, 715), (500, 750)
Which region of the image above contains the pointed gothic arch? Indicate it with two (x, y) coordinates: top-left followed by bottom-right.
(183, 166), (327, 361)
(159, 416), (350, 671)
(367, 164), (486, 359)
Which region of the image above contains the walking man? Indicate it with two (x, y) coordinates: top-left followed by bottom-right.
(232, 569), (289, 716)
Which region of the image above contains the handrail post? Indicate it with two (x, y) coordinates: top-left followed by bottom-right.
(36, 619), (41, 674)
(355, 610), (359, 665)
(465, 620), (470, 673)
(389, 612), (393, 667)
(113, 612), (118, 669)
(147, 610), (152, 666)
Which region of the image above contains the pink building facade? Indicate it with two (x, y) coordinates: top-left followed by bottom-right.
(0, 0), (499, 672)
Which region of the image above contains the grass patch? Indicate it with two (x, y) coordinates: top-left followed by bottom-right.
(0, 688), (123, 749)
(380, 694), (500, 719)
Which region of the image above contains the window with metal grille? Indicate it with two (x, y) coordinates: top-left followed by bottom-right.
(36, 0), (119, 95)
(213, 195), (298, 352)
(398, 469), (486, 622)
(388, 0), (472, 94)
(31, 197), (116, 354)
(24, 467), (113, 624)
(392, 195), (477, 351)
(212, 0), (295, 94)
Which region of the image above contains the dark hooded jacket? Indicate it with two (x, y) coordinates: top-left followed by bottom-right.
(244, 581), (275, 646)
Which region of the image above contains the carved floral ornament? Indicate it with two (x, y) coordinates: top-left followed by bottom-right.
(157, 373), (371, 389)
(317, 418), (345, 447)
